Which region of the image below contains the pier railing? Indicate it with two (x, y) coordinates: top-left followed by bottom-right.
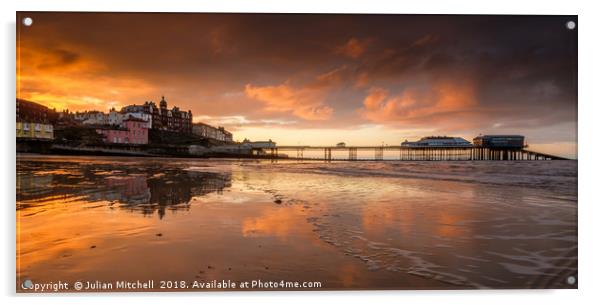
(251, 146), (569, 161)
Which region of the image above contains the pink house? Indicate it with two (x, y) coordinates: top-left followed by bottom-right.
(96, 117), (149, 145)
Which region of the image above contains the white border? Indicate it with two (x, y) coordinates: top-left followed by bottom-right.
(2, 0), (601, 304)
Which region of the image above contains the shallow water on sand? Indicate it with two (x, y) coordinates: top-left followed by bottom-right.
(16, 155), (577, 291)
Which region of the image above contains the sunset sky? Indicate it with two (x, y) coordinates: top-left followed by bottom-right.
(16, 13), (577, 158)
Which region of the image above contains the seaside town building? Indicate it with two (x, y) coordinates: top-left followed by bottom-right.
(120, 105), (154, 129)
(58, 109), (72, 120)
(74, 111), (108, 125)
(16, 122), (54, 140)
(141, 96), (192, 133)
(16, 99), (57, 140)
(192, 123), (233, 143)
(220, 127), (233, 143)
(17, 97), (234, 146)
(76, 96), (192, 133)
(95, 117), (149, 145)
(108, 108), (125, 126)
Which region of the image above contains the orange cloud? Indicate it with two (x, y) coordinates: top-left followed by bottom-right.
(17, 43), (156, 112)
(244, 82), (333, 121)
(335, 38), (369, 59)
(313, 65), (348, 88)
(359, 80), (478, 125)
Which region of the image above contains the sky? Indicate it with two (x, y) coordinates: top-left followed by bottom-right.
(16, 13), (577, 158)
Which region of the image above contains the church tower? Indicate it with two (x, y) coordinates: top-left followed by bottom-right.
(159, 96), (167, 109)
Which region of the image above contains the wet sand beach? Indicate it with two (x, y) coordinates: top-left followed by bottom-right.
(16, 155), (577, 291)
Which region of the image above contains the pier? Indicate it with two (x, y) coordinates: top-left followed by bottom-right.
(252, 146), (569, 161)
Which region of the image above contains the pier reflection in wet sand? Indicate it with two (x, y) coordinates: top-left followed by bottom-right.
(16, 155), (577, 290)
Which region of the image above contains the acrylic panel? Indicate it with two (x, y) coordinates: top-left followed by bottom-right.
(16, 12), (577, 292)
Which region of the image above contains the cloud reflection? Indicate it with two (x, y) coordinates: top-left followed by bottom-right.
(17, 159), (232, 219)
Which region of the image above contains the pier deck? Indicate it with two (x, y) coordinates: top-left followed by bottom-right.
(252, 146), (569, 161)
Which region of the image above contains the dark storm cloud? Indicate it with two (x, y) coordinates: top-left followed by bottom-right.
(17, 12), (577, 146)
